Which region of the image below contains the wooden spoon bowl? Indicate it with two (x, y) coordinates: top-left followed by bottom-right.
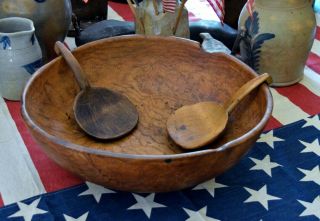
(167, 73), (271, 149)
(21, 35), (273, 192)
(54, 41), (139, 140)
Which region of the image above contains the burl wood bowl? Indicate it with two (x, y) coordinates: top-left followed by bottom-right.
(22, 35), (273, 192)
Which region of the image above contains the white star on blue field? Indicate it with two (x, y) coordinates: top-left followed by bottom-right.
(0, 115), (319, 220)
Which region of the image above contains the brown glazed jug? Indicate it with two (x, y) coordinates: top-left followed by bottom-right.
(238, 0), (316, 86)
(0, 0), (72, 62)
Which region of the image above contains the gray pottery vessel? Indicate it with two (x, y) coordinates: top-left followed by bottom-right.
(0, 0), (72, 62)
(238, 0), (316, 86)
(0, 17), (42, 100)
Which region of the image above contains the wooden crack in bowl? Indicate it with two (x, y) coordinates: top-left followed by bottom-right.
(22, 35), (273, 192)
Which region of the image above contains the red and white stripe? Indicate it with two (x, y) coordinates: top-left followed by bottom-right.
(163, 0), (177, 13)
(206, 0), (225, 23)
(1, 2), (320, 207)
(207, 0), (225, 23)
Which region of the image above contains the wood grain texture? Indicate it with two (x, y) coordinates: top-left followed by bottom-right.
(224, 73), (271, 113)
(74, 88), (139, 139)
(167, 102), (228, 149)
(166, 73), (270, 149)
(54, 41), (139, 140)
(21, 35), (273, 192)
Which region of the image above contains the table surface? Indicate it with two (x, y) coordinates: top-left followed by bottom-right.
(0, 1), (320, 221)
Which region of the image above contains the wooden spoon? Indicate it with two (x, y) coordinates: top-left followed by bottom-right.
(167, 73), (271, 149)
(54, 41), (139, 140)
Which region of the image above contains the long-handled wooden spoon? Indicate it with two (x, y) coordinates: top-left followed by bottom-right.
(54, 41), (139, 140)
(167, 73), (271, 149)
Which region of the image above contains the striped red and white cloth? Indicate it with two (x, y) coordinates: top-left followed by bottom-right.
(163, 0), (177, 13)
(206, 0), (225, 22)
(1, 0), (320, 208)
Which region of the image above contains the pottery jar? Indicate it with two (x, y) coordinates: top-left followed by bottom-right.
(238, 0), (316, 86)
(0, 0), (72, 62)
(0, 17), (42, 100)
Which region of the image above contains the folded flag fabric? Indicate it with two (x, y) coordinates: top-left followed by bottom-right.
(206, 0), (225, 23)
(0, 115), (319, 220)
(202, 0), (254, 23)
(162, 0), (177, 13)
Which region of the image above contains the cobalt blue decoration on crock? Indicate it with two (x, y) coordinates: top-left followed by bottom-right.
(30, 33), (35, 45)
(237, 12), (275, 72)
(0, 0), (72, 62)
(238, 0), (316, 86)
(22, 59), (43, 74)
(0, 17), (42, 101)
(0, 36), (11, 49)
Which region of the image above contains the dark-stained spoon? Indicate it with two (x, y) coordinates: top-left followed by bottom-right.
(167, 73), (271, 149)
(54, 41), (138, 140)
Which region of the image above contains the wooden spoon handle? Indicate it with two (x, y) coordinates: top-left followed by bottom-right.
(224, 73), (271, 113)
(54, 41), (90, 90)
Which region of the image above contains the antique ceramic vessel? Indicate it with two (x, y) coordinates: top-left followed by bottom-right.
(0, 17), (42, 101)
(238, 0), (316, 86)
(22, 36), (272, 192)
(0, 0), (72, 62)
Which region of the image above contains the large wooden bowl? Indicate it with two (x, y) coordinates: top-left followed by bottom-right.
(22, 35), (272, 192)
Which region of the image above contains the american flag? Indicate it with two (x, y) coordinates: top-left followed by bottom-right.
(163, 0), (176, 13)
(0, 115), (319, 220)
(206, 0), (225, 23)
(1, 1), (320, 221)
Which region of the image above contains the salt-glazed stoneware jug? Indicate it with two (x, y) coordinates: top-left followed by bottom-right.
(0, 0), (72, 62)
(0, 17), (42, 100)
(238, 0), (316, 86)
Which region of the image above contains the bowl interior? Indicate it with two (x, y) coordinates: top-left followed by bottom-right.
(24, 36), (269, 155)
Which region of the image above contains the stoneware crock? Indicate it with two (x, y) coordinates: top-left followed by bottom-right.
(0, 17), (42, 101)
(238, 0), (316, 86)
(0, 0), (72, 62)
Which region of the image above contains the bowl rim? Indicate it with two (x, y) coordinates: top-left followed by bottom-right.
(21, 35), (273, 160)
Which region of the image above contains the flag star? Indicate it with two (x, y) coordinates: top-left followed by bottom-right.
(183, 206), (220, 221)
(128, 193), (166, 218)
(193, 178), (228, 198)
(64, 212), (89, 221)
(244, 185), (281, 210)
(298, 196), (320, 219)
(298, 166), (320, 185)
(8, 198), (47, 221)
(78, 182), (115, 203)
(302, 115), (320, 130)
(299, 139), (320, 157)
(249, 155), (282, 177)
(257, 130), (284, 148)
